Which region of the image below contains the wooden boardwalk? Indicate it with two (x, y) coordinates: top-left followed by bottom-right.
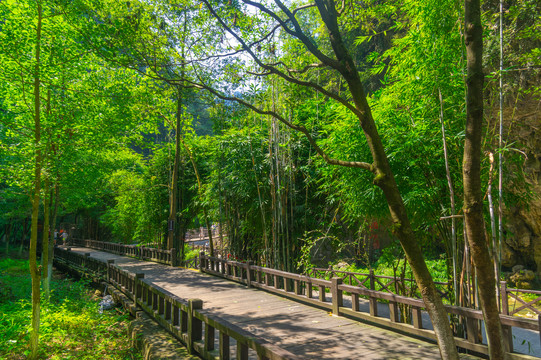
(66, 246), (479, 359)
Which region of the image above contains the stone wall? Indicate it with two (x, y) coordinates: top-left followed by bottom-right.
(498, 96), (541, 275)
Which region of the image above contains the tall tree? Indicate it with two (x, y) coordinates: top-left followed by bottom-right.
(29, 3), (44, 358)
(194, 0), (459, 356)
(463, 0), (506, 358)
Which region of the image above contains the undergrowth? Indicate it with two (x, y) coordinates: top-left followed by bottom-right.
(0, 256), (141, 360)
(183, 244), (199, 261)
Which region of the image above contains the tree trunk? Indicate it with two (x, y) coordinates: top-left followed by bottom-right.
(20, 217), (29, 255)
(41, 88), (53, 296)
(313, 0), (459, 357)
(45, 182), (60, 298)
(250, 138), (269, 265)
(41, 177), (50, 294)
(463, 0), (506, 358)
(167, 86), (182, 250)
(4, 221), (12, 254)
(29, 3), (43, 358)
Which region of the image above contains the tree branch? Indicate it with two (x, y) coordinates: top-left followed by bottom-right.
(201, 0), (361, 117)
(186, 75), (373, 171)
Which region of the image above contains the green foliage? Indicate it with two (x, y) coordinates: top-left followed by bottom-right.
(0, 0), (537, 315)
(0, 258), (141, 359)
(183, 244), (199, 261)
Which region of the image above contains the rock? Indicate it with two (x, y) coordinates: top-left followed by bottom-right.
(534, 236), (541, 276)
(99, 295), (116, 313)
(129, 313), (199, 360)
(501, 242), (517, 268)
(512, 265), (524, 273)
(522, 269), (536, 281)
(334, 262), (350, 270)
(516, 281), (532, 290)
(495, 101), (541, 275)
(509, 269), (536, 288)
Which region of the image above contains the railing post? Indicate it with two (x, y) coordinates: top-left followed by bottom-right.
(220, 332), (230, 360)
(246, 261), (253, 288)
(538, 316), (541, 347)
(294, 279), (301, 295)
(412, 307), (423, 329)
(173, 304), (180, 327)
(204, 323), (215, 352)
(499, 280), (514, 351)
(352, 293), (359, 312)
(331, 277), (343, 315)
(237, 342), (248, 360)
(83, 253), (90, 271)
(106, 259), (114, 283)
(171, 248), (176, 267)
(256, 268), (261, 283)
(164, 300), (172, 322)
(369, 269), (375, 290)
(319, 285), (326, 302)
(135, 273), (144, 308)
(199, 252), (205, 272)
(369, 294), (378, 317)
(188, 299), (203, 355)
(389, 301), (399, 322)
(466, 316), (479, 344)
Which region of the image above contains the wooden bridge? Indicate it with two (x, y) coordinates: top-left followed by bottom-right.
(54, 242), (540, 360)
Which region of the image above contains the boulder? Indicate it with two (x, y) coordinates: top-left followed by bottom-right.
(515, 281), (532, 290)
(534, 236), (541, 276)
(509, 269), (536, 288)
(512, 264), (524, 273)
(333, 262), (350, 270)
(501, 242), (517, 268)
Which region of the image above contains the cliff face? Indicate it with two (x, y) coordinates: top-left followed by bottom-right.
(497, 96), (541, 274)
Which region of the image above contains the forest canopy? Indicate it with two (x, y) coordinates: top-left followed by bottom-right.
(0, 0), (540, 358)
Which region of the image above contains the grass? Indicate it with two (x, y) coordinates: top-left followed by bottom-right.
(0, 254), (142, 360)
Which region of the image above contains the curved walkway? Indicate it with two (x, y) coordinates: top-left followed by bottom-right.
(67, 246), (480, 359)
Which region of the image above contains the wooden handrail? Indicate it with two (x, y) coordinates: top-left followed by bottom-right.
(198, 253), (540, 358)
(54, 247), (300, 360)
(61, 243), (541, 357)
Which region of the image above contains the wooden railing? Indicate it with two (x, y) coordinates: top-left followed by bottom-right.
(54, 247), (300, 360)
(199, 253), (541, 358)
(72, 239), (177, 266)
(308, 267), (541, 319)
(306, 267), (451, 301)
(72, 238), (541, 321)
(501, 282), (541, 317)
